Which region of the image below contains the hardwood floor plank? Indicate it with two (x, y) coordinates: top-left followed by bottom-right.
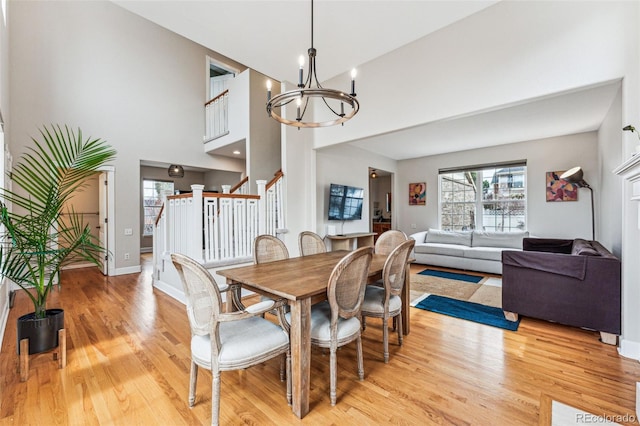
(1, 259), (639, 425)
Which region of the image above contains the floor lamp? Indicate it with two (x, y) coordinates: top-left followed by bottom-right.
(560, 166), (595, 241)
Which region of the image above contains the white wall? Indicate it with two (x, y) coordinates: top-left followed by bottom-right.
(8, 1), (246, 273)
(397, 133), (599, 240)
(315, 1), (638, 152)
(598, 87), (623, 256)
(315, 144), (398, 239)
(203, 169), (243, 192)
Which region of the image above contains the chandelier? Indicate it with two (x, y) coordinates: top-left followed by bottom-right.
(266, 0), (359, 128)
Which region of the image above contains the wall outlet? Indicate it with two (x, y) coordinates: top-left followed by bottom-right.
(124, 228), (133, 236)
(411, 223), (417, 229)
(124, 252), (130, 260)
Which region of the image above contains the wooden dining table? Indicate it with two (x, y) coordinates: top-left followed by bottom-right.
(217, 250), (411, 419)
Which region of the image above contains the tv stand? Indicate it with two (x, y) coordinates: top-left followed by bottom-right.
(326, 232), (375, 251)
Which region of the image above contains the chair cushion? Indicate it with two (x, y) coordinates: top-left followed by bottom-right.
(191, 316), (289, 369)
(287, 301), (360, 344)
(361, 286), (401, 315)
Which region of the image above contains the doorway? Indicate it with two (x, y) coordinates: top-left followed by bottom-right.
(369, 168), (393, 238)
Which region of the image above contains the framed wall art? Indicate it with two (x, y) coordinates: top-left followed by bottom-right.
(409, 182), (426, 205)
(546, 171), (578, 202)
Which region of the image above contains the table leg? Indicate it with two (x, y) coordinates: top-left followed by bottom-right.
(290, 298), (311, 418)
(401, 263), (411, 335)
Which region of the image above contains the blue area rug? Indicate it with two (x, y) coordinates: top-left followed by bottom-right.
(415, 294), (520, 331)
(418, 268), (483, 284)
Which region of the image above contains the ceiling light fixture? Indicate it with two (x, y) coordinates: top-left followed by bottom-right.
(370, 169), (377, 179)
(168, 164), (184, 178)
(232, 150), (241, 155)
(266, 0), (359, 128)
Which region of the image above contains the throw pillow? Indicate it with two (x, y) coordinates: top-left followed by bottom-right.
(571, 238), (601, 256)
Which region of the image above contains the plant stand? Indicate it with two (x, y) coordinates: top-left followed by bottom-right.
(19, 328), (66, 382)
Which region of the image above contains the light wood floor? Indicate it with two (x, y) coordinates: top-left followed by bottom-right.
(1, 258), (639, 425)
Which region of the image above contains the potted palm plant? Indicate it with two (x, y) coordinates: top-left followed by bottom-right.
(0, 124), (116, 355)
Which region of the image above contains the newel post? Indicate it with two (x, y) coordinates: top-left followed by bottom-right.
(190, 184), (205, 262)
(257, 179), (267, 235)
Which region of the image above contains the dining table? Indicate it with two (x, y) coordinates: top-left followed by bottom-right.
(217, 249), (412, 419)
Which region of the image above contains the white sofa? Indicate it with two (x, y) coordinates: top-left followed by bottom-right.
(409, 229), (529, 274)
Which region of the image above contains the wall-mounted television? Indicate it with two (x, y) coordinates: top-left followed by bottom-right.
(328, 183), (364, 221)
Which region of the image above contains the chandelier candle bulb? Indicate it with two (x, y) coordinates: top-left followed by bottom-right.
(296, 98), (302, 121)
(351, 68), (357, 95)
(266, 80), (272, 101)
(298, 55), (304, 87)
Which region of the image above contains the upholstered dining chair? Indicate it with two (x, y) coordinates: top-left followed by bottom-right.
(254, 234), (289, 264)
(361, 239), (415, 363)
(374, 229), (408, 256)
(286, 246), (373, 406)
(298, 231), (327, 256)
(171, 253), (291, 426)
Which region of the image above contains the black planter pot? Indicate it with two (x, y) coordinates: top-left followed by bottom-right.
(17, 309), (64, 355)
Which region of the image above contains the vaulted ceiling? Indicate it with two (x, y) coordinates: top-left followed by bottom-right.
(115, 1), (621, 160)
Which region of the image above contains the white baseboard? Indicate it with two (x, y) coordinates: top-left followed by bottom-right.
(618, 338), (640, 361)
(153, 279), (186, 305)
(111, 265), (142, 276)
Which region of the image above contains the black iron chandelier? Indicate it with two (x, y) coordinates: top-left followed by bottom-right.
(266, 0), (359, 128)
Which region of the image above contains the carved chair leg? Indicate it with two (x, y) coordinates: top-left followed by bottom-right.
(356, 335), (364, 380)
(286, 351), (292, 406)
(382, 318), (389, 364)
(397, 313), (403, 347)
(212, 370), (221, 426)
(330, 346), (337, 406)
(189, 361), (198, 407)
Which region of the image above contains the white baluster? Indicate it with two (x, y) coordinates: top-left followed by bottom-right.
(190, 185), (204, 262)
(257, 180), (267, 236)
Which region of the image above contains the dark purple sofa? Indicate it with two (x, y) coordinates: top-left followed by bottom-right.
(501, 238), (621, 344)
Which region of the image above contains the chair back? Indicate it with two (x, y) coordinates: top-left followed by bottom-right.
(383, 239), (416, 297)
(299, 231), (327, 256)
(171, 253), (221, 337)
(327, 246), (373, 322)
(374, 229), (408, 256)
(254, 235), (289, 264)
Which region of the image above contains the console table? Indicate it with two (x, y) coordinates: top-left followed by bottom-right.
(326, 232), (375, 251)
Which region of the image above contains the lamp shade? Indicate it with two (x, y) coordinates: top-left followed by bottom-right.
(168, 165), (184, 178)
(560, 166), (590, 188)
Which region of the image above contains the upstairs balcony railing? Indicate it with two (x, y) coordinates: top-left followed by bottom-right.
(154, 172), (285, 266)
(204, 89), (229, 141)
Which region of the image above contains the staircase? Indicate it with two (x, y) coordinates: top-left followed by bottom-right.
(151, 172), (285, 302)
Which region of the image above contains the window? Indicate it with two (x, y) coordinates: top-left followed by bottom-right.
(439, 162), (526, 232)
(143, 179), (174, 236)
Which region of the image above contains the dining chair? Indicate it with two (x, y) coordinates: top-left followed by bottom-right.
(286, 246), (373, 406)
(171, 253), (291, 426)
(361, 239), (415, 363)
(374, 229), (408, 256)
(254, 234), (289, 264)
(298, 231), (327, 256)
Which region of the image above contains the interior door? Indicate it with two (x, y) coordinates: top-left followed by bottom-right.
(98, 172), (108, 275)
